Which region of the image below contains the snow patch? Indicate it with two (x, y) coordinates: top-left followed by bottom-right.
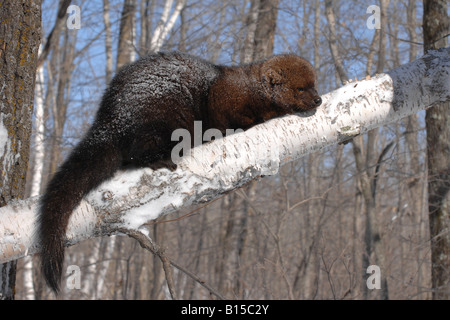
(0, 114), (8, 156)
(120, 171), (208, 229)
(0, 113), (12, 181)
(86, 167), (154, 206)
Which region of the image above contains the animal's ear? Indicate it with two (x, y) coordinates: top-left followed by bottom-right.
(264, 67), (283, 86)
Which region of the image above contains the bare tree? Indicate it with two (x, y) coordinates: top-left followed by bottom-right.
(48, 27), (77, 175)
(103, 0), (114, 83)
(0, 0), (41, 300)
(117, 0), (137, 69)
(36, 0), (71, 69)
(149, 0), (187, 53)
(423, 0), (450, 300)
(252, 0), (279, 61)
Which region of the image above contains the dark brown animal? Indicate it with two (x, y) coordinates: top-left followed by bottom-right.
(39, 51), (321, 294)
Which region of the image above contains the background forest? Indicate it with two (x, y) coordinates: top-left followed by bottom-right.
(10, 0), (448, 299)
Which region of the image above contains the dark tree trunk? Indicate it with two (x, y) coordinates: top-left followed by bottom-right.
(423, 0), (450, 300)
(0, 0), (41, 300)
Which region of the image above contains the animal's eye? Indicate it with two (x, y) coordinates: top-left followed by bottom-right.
(297, 88), (304, 92)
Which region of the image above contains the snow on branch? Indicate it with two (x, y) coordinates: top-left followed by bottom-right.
(0, 47), (449, 264)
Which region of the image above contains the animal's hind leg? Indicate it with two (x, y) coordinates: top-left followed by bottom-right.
(127, 127), (178, 171)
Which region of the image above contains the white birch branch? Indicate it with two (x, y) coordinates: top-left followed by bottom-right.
(0, 47), (449, 264)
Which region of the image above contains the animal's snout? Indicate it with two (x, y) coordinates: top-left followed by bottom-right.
(314, 97), (322, 106)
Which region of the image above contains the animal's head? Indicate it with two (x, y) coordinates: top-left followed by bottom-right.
(262, 55), (322, 113)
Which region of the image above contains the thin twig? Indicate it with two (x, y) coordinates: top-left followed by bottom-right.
(119, 228), (177, 299)
(118, 228), (226, 300)
(169, 260), (227, 300)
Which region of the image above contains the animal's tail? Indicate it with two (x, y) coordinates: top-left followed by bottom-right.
(39, 132), (122, 294)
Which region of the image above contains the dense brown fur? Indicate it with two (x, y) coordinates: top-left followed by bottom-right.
(208, 55), (321, 132)
(39, 52), (321, 294)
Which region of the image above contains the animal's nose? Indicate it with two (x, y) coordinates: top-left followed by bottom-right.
(314, 97), (322, 106)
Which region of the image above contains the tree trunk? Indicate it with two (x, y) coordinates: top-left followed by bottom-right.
(48, 27), (76, 175)
(423, 0), (450, 300)
(22, 45), (46, 301)
(117, 0), (137, 69)
(103, 0), (114, 83)
(240, 0), (259, 64)
(252, 0), (279, 61)
(324, 0), (347, 83)
(0, 0), (41, 300)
